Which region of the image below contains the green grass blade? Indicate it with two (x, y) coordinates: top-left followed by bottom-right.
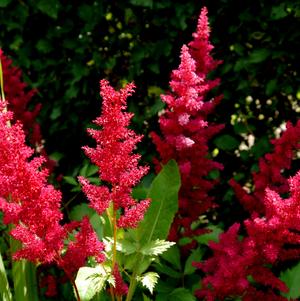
(0, 251), (13, 301)
(10, 237), (39, 301)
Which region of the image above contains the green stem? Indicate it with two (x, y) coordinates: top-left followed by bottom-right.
(111, 209), (117, 270)
(125, 249), (146, 301)
(0, 53), (6, 102)
(125, 269), (138, 301)
(67, 271), (81, 301)
(0, 251), (13, 301)
(0, 54), (11, 128)
(110, 208), (117, 301)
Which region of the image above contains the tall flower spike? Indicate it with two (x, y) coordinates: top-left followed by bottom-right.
(0, 100), (105, 276)
(79, 79), (150, 228)
(196, 171), (300, 300)
(230, 120), (300, 214)
(0, 101), (64, 263)
(151, 7), (223, 245)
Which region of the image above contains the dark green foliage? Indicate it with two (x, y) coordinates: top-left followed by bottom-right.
(1, 1), (299, 183)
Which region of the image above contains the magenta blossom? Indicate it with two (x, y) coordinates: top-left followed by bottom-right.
(80, 79), (150, 228)
(151, 7), (223, 245)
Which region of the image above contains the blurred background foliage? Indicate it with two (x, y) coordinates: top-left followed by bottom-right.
(0, 0), (300, 224)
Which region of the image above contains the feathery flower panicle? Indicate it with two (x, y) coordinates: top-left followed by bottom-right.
(79, 79), (150, 228)
(0, 101), (105, 276)
(151, 7), (223, 244)
(196, 171), (300, 300)
(189, 7), (222, 79)
(58, 217), (105, 275)
(0, 102), (63, 263)
(230, 120), (300, 214)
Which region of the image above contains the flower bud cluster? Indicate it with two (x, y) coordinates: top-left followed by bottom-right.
(152, 7), (223, 243)
(0, 101), (104, 276)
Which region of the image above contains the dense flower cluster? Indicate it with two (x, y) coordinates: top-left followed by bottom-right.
(0, 101), (105, 276)
(58, 217), (105, 275)
(151, 7), (223, 243)
(80, 79), (150, 228)
(196, 123), (300, 300)
(195, 222), (289, 300)
(230, 120), (300, 214)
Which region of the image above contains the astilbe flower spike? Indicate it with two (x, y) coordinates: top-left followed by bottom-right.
(196, 171), (300, 300)
(151, 7), (223, 245)
(79, 79), (150, 228)
(230, 120), (300, 214)
(0, 101), (105, 277)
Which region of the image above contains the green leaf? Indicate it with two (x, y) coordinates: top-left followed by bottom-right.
(104, 236), (137, 255)
(143, 294), (153, 301)
(36, 0), (61, 19)
(195, 225), (223, 245)
(69, 203), (94, 221)
(141, 240), (175, 256)
(0, 252), (12, 301)
(153, 263), (182, 279)
(271, 4), (288, 20)
(0, 0), (11, 8)
(75, 265), (108, 301)
(251, 136), (271, 159)
(130, 0), (153, 8)
(50, 107), (61, 120)
(184, 248), (203, 275)
(156, 280), (174, 294)
(63, 176), (78, 186)
(49, 151), (64, 162)
(207, 169), (220, 180)
(132, 174), (154, 200)
(36, 39), (53, 54)
(123, 254), (153, 273)
(147, 86), (165, 97)
(161, 245), (181, 270)
(138, 272), (159, 294)
(233, 122), (254, 134)
(214, 134), (240, 151)
(137, 160), (181, 244)
(248, 49), (270, 64)
(148, 98), (165, 118)
(168, 288), (196, 301)
(89, 213), (104, 239)
(80, 163), (98, 177)
(280, 261), (300, 299)
(266, 79), (277, 96)
(132, 185), (149, 200)
(10, 235), (39, 301)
